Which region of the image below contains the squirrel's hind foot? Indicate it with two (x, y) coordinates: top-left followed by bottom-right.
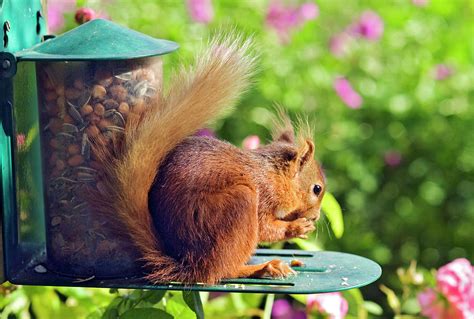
(235, 259), (296, 279)
(259, 259), (296, 279)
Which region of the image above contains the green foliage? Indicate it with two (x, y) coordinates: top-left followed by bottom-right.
(183, 291), (205, 319)
(263, 294), (275, 319)
(2, 0), (472, 318)
(343, 289), (368, 319)
(379, 261), (434, 319)
(0, 284), (114, 318)
(121, 308), (173, 319)
(321, 192), (344, 238)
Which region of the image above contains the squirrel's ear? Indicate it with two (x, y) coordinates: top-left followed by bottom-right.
(275, 130), (295, 144)
(283, 149), (298, 162)
(298, 139), (315, 170)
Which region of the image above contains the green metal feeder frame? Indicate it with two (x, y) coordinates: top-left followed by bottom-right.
(1, 1), (381, 294)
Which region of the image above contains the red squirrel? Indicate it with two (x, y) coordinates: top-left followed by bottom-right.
(90, 36), (326, 284)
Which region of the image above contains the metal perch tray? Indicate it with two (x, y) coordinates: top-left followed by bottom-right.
(11, 249), (381, 294)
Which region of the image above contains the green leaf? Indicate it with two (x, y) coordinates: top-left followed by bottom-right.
(87, 310), (104, 319)
(363, 301), (383, 315)
(290, 294), (307, 305)
(103, 308), (119, 319)
(321, 192), (344, 238)
(230, 293), (246, 312)
(101, 297), (123, 319)
(120, 308), (173, 319)
(290, 238), (322, 251)
(23, 124), (38, 150)
(141, 290), (166, 305)
(380, 285), (401, 315)
(262, 294), (274, 319)
(343, 289), (368, 319)
(401, 298), (421, 314)
(183, 292), (204, 319)
(166, 293), (196, 319)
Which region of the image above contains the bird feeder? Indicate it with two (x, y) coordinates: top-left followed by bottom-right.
(1, 1), (381, 294)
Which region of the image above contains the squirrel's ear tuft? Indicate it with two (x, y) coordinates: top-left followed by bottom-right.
(275, 130), (295, 144)
(299, 139), (315, 169)
(271, 106), (295, 144)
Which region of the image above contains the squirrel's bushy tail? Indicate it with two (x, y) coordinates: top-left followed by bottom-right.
(94, 34), (256, 283)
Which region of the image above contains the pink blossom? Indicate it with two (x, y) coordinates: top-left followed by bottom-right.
(434, 64), (454, 80)
(266, 1), (299, 43)
(16, 134), (26, 149)
(437, 258), (474, 318)
(195, 128), (215, 138)
(298, 3), (319, 21)
(384, 151), (402, 167)
(307, 292), (348, 319)
(293, 310), (307, 319)
(266, 1), (319, 43)
(333, 77), (362, 109)
(418, 288), (447, 319)
(47, 0), (76, 33)
(75, 7), (96, 25)
(242, 135), (260, 150)
(351, 11), (384, 41)
(272, 299), (292, 319)
(272, 299), (307, 319)
(329, 32), (351, 57)
(417, 288), (463, 319)
(412, 0), (429, 6)
(186, 0), (214, 24)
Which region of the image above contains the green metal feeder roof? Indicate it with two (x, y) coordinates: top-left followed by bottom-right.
(15, 19), (179, 61)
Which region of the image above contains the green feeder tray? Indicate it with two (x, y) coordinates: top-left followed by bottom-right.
(9, 249), (381, 294)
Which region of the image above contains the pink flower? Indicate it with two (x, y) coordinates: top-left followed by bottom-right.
(47, 0), (76, 33)
(272, 299), (307, 319)
(329, 32), (351, 57)
(412, 0), (429, 6)
(434, 64), (454, 80)
(298, 3), (319, 21)
(333, 77), (362, 109)
(195, 128), (215, 138)
(266, 1), (319, 43)
(418, 288), (463, 319)
(437, 258), (474, 318)
(384, 151), (402, 167)
(266, 1), (299, 43)
(75, 7), (96, 25)
(307, 292), (348, 319)
(242, 135), (260, 150)
(186, 0), (214, 24)
(351, 11), (384, 41)
(272, 299), (292, 319)
(16, 134), (26, 149)
(418, 288), (446, 319)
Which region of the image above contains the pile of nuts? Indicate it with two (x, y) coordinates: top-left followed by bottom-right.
(38, 59), (161, 277)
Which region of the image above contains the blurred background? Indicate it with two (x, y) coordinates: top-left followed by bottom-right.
(1, 0), (473, 318)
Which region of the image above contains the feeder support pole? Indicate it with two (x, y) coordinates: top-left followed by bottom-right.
(0, 0), (46, 283)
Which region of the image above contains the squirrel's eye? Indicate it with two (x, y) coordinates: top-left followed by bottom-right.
(313, 184), (322, 196)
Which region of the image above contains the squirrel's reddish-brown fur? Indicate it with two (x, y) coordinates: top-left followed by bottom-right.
(91, 35), (326, 284)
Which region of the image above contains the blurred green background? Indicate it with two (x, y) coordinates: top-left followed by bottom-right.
(2, 0), (473, 318)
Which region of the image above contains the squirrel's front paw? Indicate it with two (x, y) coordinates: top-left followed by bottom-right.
(286, 218), (316, 239)
(259, 259), (296, 279)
